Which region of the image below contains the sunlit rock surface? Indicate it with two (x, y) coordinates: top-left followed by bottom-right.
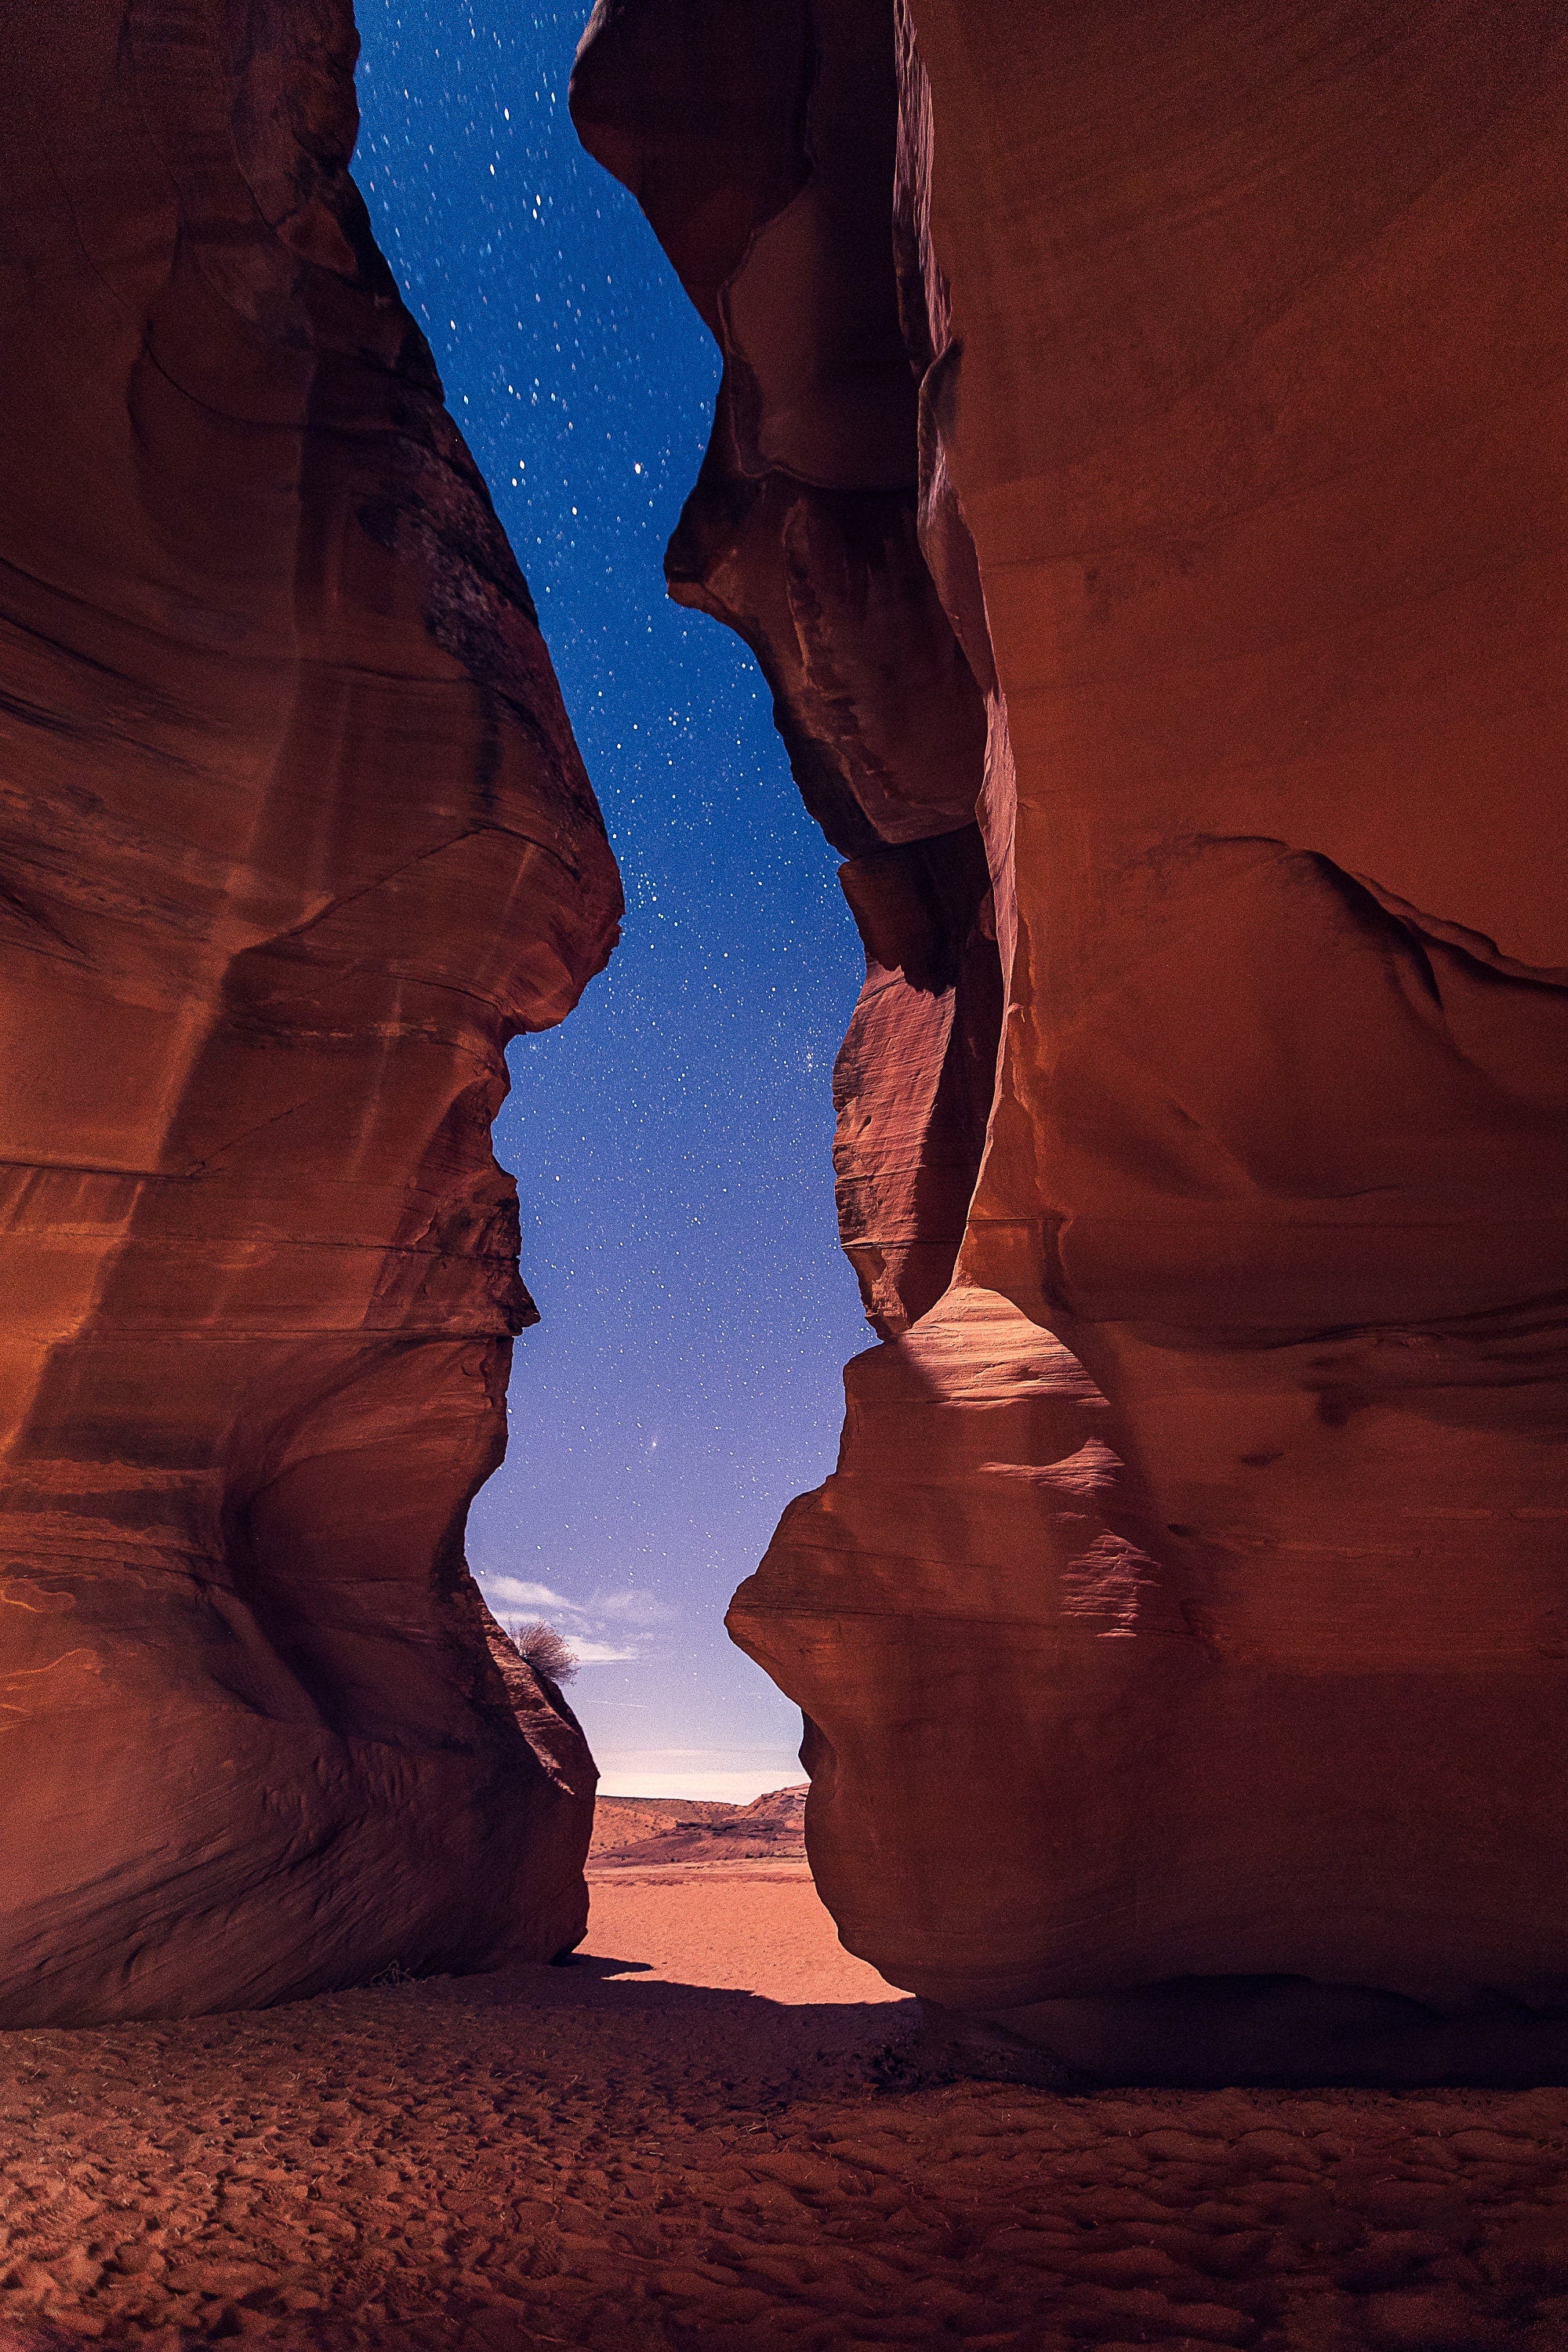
(576, 0), (1568, 2081)
(0, 0), (619, 2023)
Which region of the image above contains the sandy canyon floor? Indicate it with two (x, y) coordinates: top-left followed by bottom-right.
(2, 1828), (1568, 2350)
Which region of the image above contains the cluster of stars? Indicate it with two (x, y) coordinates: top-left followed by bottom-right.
(354, 0), (869, 1795)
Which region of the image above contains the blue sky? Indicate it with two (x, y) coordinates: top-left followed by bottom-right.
(354, 1), (871, 1797)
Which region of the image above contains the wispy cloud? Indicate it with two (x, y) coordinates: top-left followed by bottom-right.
(590, 1588), (677, 1627)
(475, 1570), (672, 1667)
(482, 1575), (579, 1613)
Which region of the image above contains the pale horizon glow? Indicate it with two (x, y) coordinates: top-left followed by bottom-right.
(594, 1762), (808, 1804)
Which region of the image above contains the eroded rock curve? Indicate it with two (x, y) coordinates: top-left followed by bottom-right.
(578, 0), (1568, 2082)
(0, 0), (620, 2021)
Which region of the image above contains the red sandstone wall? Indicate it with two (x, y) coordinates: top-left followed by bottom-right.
(575, 0), (1000, 1346)
(0, 0), (619, 2022)
(579, 0), (1568, 2080)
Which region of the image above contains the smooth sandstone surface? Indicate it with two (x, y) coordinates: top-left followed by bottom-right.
(574, 0), (1000, 1347)
(0, 0), (619, 2022)
(576, 0), (1568, 2079)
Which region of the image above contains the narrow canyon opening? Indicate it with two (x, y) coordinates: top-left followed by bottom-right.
(352, 0), (877, 1809)
(3, 0), (1568, 2344)
(2, 0), (1566, 2092)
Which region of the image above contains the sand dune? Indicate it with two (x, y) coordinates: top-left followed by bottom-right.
(1, 1860), (1567, 2347)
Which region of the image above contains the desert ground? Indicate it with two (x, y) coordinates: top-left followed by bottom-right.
(1, 1802), (1566, 2350)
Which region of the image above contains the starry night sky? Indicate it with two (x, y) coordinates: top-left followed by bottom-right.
(354, 2), (871, 1797)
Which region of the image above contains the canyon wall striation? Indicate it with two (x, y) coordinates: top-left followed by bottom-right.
(576, 0), (1568, 2081)
(0, 0), (619, 2022)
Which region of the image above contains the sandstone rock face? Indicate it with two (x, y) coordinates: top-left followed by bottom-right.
(577, 0), (1568, 2080)
(575, 0), (999, 1348)
(0, 0), (619, 2023)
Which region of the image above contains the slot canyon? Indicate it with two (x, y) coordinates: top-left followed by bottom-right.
(0, 0), (1565, 2122)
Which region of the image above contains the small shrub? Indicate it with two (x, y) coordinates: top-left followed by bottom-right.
(506, 1619), (578, 1683)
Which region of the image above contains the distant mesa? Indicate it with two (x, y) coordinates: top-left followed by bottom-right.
(574, 0), (1568, 2083)
(591, 1786), (808, 1868)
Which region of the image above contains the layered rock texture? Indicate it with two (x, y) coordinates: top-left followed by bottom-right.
(576, 0), (1568, 2081)
(0, 0), (618, 2022)
(593, 1784), (809, 1869)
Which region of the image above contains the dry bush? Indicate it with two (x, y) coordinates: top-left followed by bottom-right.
(506, 1620), (578, 1684)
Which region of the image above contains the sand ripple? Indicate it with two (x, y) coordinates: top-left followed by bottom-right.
(0, 1871), (1566, 2348)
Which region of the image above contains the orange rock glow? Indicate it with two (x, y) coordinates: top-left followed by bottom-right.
(577, 0), (1568, 2082)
